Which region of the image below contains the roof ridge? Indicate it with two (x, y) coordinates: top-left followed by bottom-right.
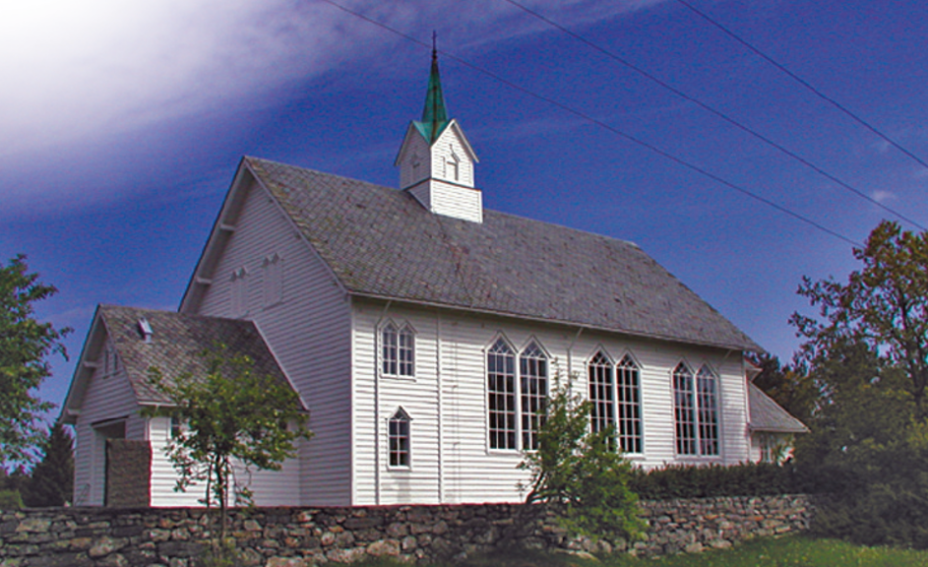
(247, 156), (644, 251)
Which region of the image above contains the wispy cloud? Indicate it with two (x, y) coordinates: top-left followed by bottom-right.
(0, 0), (660, 162)
(872, 190), (896, 203)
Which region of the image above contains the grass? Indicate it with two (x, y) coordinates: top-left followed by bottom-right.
(354, 536), (928, 567)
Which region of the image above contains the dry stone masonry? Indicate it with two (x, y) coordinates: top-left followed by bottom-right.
(0, 495), (813, 566)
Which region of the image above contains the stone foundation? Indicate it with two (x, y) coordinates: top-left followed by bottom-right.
(0, 495), (813, 566)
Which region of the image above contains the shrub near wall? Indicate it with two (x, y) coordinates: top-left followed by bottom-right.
(0, 496), (814, 566)
(629, 462), (804, 500)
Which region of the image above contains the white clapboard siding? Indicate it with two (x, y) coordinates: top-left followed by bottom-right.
(195, 176), (352, 506)
(399, 132), (431, 190)
(72, 363), (142, 506)
(351, 299), (751, 505)
(148, 416), (202, 507)
(147, 417), (302, 507)
(432, 126), (475, 188)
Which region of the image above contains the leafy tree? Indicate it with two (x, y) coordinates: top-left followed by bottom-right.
(141, 345), (312, 545)
(519, 368), (644, 542)
(23, 422), (74, 507)
(789, 221), (928, 547)
(791, 220), (928, 417)
(0, 255), (71, 464)
(749, 352), (817, 423)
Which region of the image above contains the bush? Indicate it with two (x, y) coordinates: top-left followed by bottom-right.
(801, 420), (928, 549)
(519, 368), (644, 541)
(628, 462), (805, 500)
(0, 489), (23, 509)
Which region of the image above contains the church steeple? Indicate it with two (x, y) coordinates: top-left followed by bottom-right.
(395, 43), (482, 223)
(418, 42), (449, 144)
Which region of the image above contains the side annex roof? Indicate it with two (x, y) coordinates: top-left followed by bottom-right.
(61, 305), (302, 423)
(747, 384), (809, 434)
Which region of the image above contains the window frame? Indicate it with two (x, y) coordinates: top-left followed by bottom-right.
(519, 340), (549, 451)
(388, 408), (412, 469)
(616, 353), (643, 455)
(381, 321), (416, 379)
(696, 364), (720, 457)
(672, 361), (721, 458)
(485, 335), (552, 453)
(486, 336), (517, 451)
(588, 349), (616, 439)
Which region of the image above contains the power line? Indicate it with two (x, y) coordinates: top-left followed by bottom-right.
(316, 0), (861, 247)
(500, 0), (925, 232)
(675, 0), (928, 172)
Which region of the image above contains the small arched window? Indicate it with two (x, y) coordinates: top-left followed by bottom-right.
(382, 323), (415, 377)
(389, 408), (411, 467)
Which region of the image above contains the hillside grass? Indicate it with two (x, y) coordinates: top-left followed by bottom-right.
(354, 536), (928, 567)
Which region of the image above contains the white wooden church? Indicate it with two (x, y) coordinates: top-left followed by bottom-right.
(62, 52), (806, 507)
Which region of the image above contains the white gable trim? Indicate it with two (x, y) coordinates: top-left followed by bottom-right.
(61, 306), (106, 424)
(180, 158), (349, 313)
(438, 120), (478, 164)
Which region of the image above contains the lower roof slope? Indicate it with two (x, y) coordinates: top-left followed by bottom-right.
(101, 305), (300, 408)
(247, 157), (759, 351)
(748, 384), (809, 433)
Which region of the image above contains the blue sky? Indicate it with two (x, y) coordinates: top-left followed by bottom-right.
(2, 0), (927, 424)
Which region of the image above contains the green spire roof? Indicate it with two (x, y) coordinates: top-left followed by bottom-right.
(414, 48), (450, 144)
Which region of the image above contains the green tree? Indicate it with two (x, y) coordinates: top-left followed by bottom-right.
(789, 221), (928, 547)
(749, 352), (817, 423)
(141, 346), (312, 544)
(23, 422), (74, 507)
(519, 368), (644, 542)
(791, 220), (928, 417)
(0, 254), (71, 465)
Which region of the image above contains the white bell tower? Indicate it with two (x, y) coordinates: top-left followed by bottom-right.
(395, 47), (481, 223)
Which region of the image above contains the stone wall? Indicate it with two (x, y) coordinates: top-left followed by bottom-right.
(0, 495), (813, 566)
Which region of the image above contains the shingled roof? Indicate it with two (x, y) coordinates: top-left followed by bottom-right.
(99, 305), (300, 408)
(748, 384), (808, 433)
(244, 157), (760, 351)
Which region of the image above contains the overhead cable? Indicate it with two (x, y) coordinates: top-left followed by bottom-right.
(501, 0), (924, 231)
(675, 0), (928, 173)
(317, 0), (862, 247)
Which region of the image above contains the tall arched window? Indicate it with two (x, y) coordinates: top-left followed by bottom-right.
(673, 363), (697, 455)
(617, 355), (642, 454)
(382, 323), (398, 376)
(520, 341), (548, 450)
(588, 351), (615, 437)
(398, 325), (414, 376)
(697, 365), (720, 456)
(487, 338), (516, 450)
(674, 362), (719, 457)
